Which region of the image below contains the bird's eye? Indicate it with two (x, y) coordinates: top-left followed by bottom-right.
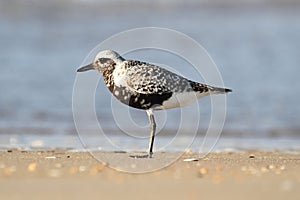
(99, 58), (110, 64)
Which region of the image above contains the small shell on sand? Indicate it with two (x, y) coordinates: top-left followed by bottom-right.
(27, 163), (37, 172)
(268, 164), (275, 170)
(199, 167), (208, 175)
(183, 158), (199, 162)
(45, 156), (56, 159)
(89, 163), (107, 175)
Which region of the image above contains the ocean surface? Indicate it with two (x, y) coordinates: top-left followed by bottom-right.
(0, 1), (299, 152)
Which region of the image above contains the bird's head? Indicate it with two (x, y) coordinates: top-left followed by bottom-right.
(77, 50), (125, 73)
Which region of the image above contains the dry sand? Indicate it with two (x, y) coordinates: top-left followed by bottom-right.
(0, 150), (299, 200)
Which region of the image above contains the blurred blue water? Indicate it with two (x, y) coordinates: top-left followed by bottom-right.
(0, 1), (300, 149)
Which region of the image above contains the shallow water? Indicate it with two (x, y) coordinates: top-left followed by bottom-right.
(0, 133), (299, 153)
(0, 2), (300, 151)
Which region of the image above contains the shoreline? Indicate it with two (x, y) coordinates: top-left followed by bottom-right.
(1, 134), (299, 154)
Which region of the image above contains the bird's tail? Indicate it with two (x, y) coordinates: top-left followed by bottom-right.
(190, 81), (232, 94)
(208, 86), (232, 94)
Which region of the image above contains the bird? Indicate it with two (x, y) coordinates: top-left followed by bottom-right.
(77, 50), (232, 158)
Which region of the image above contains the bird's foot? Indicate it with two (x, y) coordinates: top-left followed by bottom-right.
(130, 153), (153, 159)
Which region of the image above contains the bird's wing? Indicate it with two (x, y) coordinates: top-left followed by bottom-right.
(124, 60), (193, 94)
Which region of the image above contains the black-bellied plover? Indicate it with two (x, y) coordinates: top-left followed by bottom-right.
(77, 50), (232, 158)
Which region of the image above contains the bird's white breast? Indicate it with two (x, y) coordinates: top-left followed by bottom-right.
(112, 64), (128, 87)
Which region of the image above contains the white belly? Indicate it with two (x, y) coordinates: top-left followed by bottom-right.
(155, 91), (209, 110)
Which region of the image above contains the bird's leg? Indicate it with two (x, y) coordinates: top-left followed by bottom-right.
(129, 109), (156, 159)
(147, 109), (156, 158)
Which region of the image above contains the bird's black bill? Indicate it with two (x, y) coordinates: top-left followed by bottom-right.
(77, 63), (95, 72)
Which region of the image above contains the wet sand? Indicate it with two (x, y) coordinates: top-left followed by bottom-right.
(0, 150), (299, 200)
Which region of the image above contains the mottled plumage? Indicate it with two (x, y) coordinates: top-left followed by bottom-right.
(77, 50), (232, 158)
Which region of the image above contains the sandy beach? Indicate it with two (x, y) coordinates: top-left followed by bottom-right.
(0, 150), (299, 200)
